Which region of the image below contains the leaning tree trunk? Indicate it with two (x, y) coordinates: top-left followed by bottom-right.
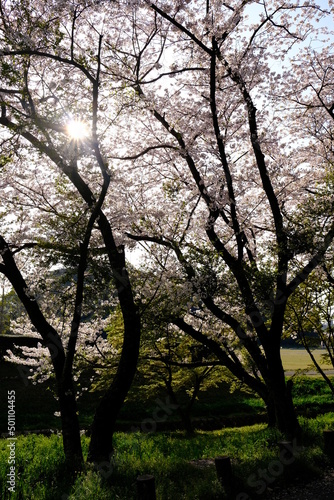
(86, 207), (141, 464)
(88, 281), (141, 464)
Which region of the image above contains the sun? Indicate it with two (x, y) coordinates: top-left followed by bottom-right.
(66, 119), (89, 140)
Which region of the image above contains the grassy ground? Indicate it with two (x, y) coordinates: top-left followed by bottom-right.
(1, 350), (334, 498)
(0, 413), (333, 499)
(281, 348), (332, 372)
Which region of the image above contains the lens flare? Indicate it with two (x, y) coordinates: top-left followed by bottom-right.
(66, 120), (89, 140)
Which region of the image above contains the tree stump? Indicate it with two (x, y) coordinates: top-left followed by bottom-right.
(323, 430), (334, 463)
(215, 455), (233, 491)
(137, 474), (156, 500)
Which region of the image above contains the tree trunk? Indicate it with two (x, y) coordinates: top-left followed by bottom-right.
(88, 306), (140, 464)
(87, 218), (141, 464)
(87, 386), (119, 464)
(57, 378), (83, 470)
(272, 390), (299, 438)
(181, 408), (195, 435)
(266, 353), (300, 438)
(88, 373), (136, 464)
(264, 396), (277, 428)
(164, 374), (195, 435)
(170, 391), (194, 435)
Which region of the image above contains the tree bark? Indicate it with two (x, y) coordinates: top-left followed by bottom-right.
(266, 355), (300, 438)
(264, 396), (277, 428)
(88, 374), (137, 463)
(57, 378), (83, 470)
(181, 408), (195, 435)
(88, 217), (141, 463)
(88, 301), (140, 463)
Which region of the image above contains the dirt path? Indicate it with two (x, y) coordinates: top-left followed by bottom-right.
(269, 468), (334, 500)
(189, 460), (334, 499)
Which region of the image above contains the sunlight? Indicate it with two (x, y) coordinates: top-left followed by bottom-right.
(66, 119), (89, 140)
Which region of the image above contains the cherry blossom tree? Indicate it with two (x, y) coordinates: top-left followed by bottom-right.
(1, 0), (334, 467)
(0, 0), (141, 465)
(106, 0), (334, 436)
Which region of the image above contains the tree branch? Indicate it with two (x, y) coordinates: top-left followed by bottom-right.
(111, 143), (179, 160)
(0, 234), (66, 376)
(172, 317), (266, 395)
(287, 223), (334, 298)
(1, 49), (95, 83)
(147, 2), (213, 56)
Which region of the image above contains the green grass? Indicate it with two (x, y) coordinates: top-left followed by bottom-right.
(1, 351), (334, 498)
(281, 348), (332, 371)
(289, 377), (334, 418)
(1, 414), (334, 499)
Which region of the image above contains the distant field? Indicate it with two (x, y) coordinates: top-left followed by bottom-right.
(281, 348), (332, 372)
